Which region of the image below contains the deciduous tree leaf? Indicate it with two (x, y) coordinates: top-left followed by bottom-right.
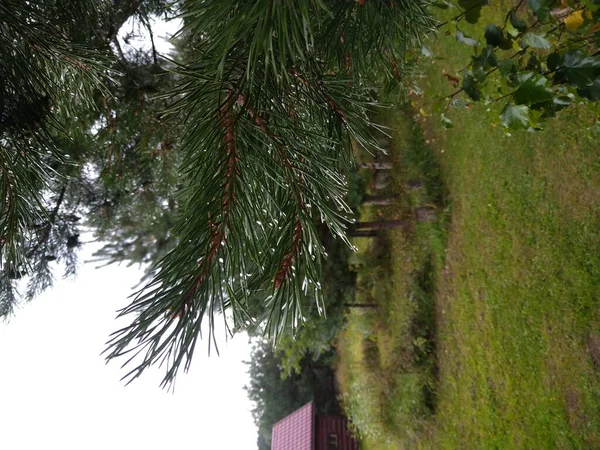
(578, 79), (600, 100)
(561, 50), (600, 89)
(456, 29), (479, 46)
(500, 103), (530, 129)
(458, 0), (488, 24)
(465, 7), (482, 23)
(547, 52), (562, 71)
(463, 72), (481, 100)
(440, 113), (454, 128)
(498, 36), (514, 50)
(509, 9), (528, 32)
(564, 10), (584, 30)
(526, 0), (551, 22)
(521, 33), (552, 49)
(499, 58), (517, 76)
(484, 24), (503, 47)
(581, 0), (600, 12)
(553, 96), (572, 107)
(513, 73), (554, 105)
(473, 46), (498, 70)
(499, 58), (520, 86)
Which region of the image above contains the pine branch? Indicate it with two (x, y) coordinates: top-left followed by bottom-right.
(99, 0), (435, 386)
(103, 0), (142, 44)
(181, 90), (239, 313)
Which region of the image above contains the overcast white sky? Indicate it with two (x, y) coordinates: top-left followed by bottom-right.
(0, 17), (257, 450)
(0, 240), (257, 450)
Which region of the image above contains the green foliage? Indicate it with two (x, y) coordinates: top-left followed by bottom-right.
(0, 0), (435, 388)
(458, 0), (489, 24)
(435, 0), (600, 130)
(526, 0), (553, 22)
(103, 0), (435, 387)
(245, 341), (339, 450)
(337, 106), (446, 449)
(560, 50), (600, 88)
(85, 54), (183, 281)
(521, 32), (552, 49)
(500, 103), (530, 129)
(510, 9), (528, 32)
(276, 233), (356, 377)
(513, 73), (554, 105)
(415, 5), (600, 444)
(261, 167), (365, 377)
(462, 71), (482, 100)
(0, 0), (113, 313)
(0, 0), (189, 314)
(484, 24), (503, 47)
(273, 163), (369, 378)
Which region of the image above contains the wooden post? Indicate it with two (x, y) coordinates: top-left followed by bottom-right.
(349, 229), (379, 238)
(355, 219), (409, 231)
(359, 162), (393, 170)
(344, 303), (378, 308)
(361, 193), (398, 206)
(413, 207), (437, 222)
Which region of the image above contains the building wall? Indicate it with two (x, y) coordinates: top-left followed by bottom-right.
(315, 415), (359, 450)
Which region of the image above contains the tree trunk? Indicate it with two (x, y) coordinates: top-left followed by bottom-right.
(359, 162), (393, 170)
(355, 219), (408, 231)
(407, 178), (424, 190)
(344, 303), (378, 308)
(361, 193), (398, 206)
(349, 229), (379, 238)
(413, 207), (437, 223)
(373, 171), (390, 190)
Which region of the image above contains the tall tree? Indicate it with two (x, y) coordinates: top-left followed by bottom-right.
(245, 340), (339, 450)
(1, 0), (435, 386)
(0, 0), (110, 312)
(104, 0), (435, 387)
(0, 0), (179, 312)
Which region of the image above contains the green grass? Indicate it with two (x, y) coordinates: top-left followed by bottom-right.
(422, 5), (600, 448)
(338, 2), (600, 449)
(337, 108), (446, 449)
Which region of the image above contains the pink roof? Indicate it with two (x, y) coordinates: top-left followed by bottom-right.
(271, 402), (314, 450)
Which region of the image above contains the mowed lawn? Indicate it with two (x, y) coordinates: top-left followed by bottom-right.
(422, 3), (600, 449)
(338, 2), (600, 449)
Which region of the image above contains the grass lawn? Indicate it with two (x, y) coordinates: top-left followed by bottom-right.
(337, 107), (446, 449)
(337, 2), (600, 449)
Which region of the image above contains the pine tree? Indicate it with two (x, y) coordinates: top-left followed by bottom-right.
(0, 0), (111, 312)
(104, 0), (435, 387)
(1, 0), (435, 386)
(0, 0), (178, 311)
